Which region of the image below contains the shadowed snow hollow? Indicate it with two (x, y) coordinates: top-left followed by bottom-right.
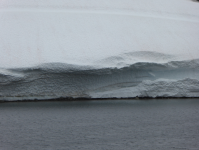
(0, 0), (199, 100)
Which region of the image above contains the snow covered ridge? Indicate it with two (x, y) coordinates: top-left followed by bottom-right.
(0, 0), (199, 100)
(0, 57), (199, 100)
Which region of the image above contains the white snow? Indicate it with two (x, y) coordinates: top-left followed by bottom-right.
(90, 78), (199, 98)
(0, 0), (199, 100)
(0, 0), (199, 68)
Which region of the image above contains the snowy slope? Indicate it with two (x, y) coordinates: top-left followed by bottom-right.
(0, 0), (199, 100)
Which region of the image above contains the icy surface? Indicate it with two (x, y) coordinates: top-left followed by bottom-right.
(0, 0), (199, 100)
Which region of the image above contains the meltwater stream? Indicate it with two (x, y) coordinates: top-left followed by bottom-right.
(0, 99), (199, 150)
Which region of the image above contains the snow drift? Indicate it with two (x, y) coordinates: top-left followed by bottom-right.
(0, 0), (199, 100)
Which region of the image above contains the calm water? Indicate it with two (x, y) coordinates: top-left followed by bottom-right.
(0, 99), (199, 150)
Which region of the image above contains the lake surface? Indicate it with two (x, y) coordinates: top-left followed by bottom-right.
(0, 99), (199, 150)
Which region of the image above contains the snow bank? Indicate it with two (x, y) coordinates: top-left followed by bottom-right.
(0, 0), (199, 100)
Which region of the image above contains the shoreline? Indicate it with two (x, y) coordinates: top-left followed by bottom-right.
(1, 96), (199, 103)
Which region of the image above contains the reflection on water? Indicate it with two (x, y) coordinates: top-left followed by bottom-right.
(0, 99), (199, 150)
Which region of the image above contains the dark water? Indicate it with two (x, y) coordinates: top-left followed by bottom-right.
(0, 99), (199, 150)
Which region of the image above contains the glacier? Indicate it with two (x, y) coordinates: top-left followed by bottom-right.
(0, 0), (199, 100)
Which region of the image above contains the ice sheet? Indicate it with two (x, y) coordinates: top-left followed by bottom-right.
(0, 0), (199, 100)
